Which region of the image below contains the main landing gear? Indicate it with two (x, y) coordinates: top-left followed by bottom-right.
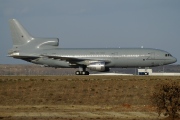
(75, 66), (89, 75)
(75, 71), (89, 75)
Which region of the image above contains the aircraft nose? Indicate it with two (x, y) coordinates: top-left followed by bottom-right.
(172, 57), (177, 63)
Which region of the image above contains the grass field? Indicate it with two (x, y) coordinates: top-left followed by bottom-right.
(0, 75), (180, 120)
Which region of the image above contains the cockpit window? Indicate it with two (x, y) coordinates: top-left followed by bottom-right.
(165, 54), (172, 57)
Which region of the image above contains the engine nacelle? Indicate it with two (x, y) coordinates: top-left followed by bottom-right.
(36, 38), (59, 48)
(87, 62), (110, 72)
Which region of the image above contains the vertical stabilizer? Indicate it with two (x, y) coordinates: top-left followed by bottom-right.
(9, 19), (33, 46)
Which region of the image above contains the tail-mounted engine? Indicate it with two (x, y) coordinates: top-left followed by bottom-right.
(36, 38), (59, 48)
(87, 62), (110, 72)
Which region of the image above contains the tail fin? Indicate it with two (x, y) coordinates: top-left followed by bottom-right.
(9, 19), (33, 46)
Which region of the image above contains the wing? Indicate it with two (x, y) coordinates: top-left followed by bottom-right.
(43, 55), (111, 65)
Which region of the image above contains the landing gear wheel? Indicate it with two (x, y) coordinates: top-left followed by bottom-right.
(75, 71), (80, 75)
(81, 71), (86, 75)
(75, 71), (89, 75)
(81, 71), (89, 75)
(85, 71), (89, 75)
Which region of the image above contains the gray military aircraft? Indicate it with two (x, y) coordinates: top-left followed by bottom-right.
(8, 19), (177, 75)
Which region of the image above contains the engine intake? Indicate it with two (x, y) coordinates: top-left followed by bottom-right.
(87, 62), (109, 72)
(36, 38), (59, 48)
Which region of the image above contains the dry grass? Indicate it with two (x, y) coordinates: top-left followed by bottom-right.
(0, 75), (180, 120)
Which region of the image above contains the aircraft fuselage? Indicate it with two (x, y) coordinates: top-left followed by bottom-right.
(27, 48), (176, 68)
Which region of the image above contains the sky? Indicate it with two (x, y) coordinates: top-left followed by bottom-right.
(0, 0), (180, 64)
